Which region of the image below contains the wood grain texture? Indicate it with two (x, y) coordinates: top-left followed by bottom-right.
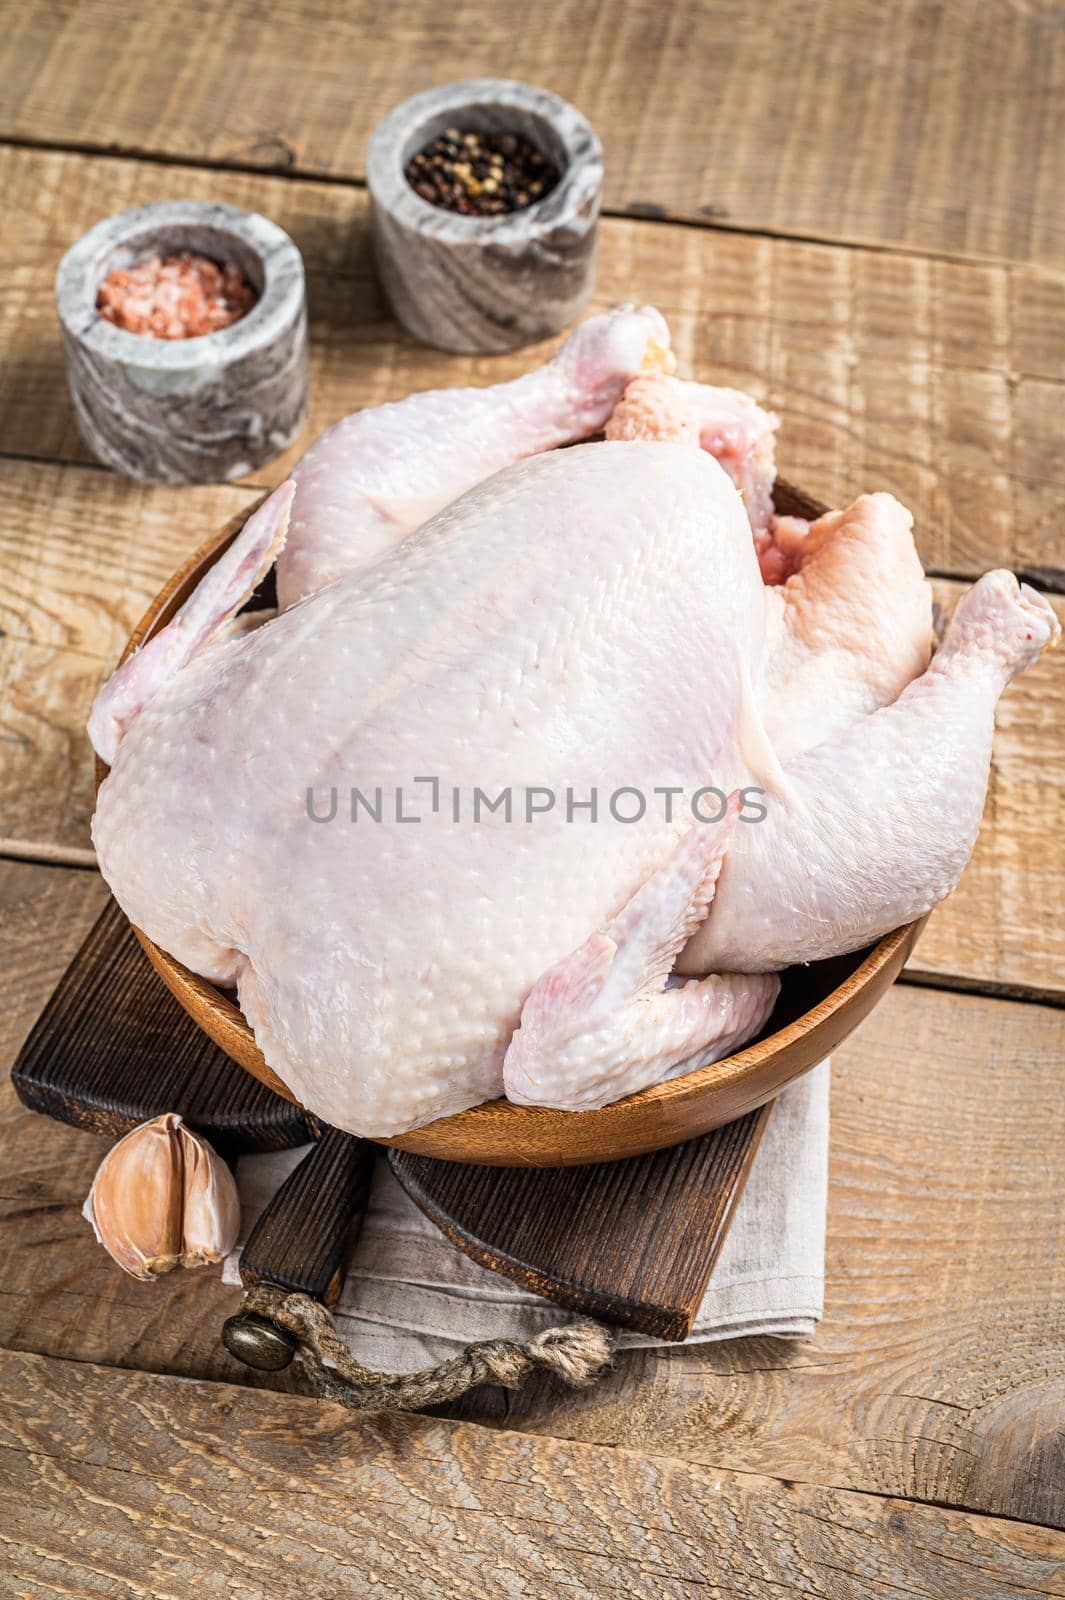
(4, 142), (1065, 586)
(0, 463), (257, 853)
(2, 860), (1063, 1525)
(11, 895), (310, 1150)
(910, 581), (1065, 999)
(389, 1106), (773, 1337)
(3, 0), (1065, 269)
(14, 859), (774, 1332)
(455, 981), (1065, 1531)
(1, 1348), (1064, 1600)
(238, 1126), (375, 1304)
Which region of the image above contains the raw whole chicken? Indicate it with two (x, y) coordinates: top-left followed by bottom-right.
(89, 308), (1059, 1135)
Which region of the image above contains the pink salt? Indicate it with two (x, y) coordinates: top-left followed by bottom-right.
(96, 252), (258, 339)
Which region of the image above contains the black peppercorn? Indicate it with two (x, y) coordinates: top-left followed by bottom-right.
(405, 128), (561, 216)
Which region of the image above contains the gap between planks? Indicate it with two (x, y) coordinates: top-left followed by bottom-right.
(6, 142), (1065, 585)
(900, 964), (1065, 1012)
(2, 131), (1061, 280)
(0, 449), (1054, 596)
(4, 1341), (1065, 1544)
(0, 840), (98, 869)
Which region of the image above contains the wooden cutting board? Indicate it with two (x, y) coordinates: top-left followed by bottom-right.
(12, 896), (773, 1350)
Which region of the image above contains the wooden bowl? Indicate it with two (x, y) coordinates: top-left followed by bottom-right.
(97, 481), (923, 1166)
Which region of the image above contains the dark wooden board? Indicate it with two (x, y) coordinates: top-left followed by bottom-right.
(390, 1106), (773, 1340)
(11, 895), (308, 1152)
(239, 1125), (376, 1307)
(10, 890), (769, 1340)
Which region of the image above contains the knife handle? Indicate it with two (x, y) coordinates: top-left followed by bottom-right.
(223, 1127), (375, 1370)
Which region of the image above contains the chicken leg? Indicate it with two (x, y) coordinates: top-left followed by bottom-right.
(679, 572), (1060, 974)
(606, 376), (935, 757)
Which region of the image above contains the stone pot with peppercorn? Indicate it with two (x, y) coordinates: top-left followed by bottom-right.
(367, 79), (603, 354)
(407, 126), (561, 217)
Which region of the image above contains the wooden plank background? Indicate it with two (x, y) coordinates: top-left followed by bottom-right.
(5, 0), (1065, 268)
(2, 142), (1063, 995)
(1, 0), (1064, 1591)
(4, 1345), (1063, 1599)
(3, 860), (1064, 1529)
(4, 143), (1065, 585)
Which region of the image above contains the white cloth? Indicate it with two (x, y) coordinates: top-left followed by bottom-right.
(223, 1062), (829, 1373)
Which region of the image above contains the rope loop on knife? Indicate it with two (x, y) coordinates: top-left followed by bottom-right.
(239, 1282), (616, 1412)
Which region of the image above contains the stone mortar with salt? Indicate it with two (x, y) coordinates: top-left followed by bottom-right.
(56, 200), (309, 485)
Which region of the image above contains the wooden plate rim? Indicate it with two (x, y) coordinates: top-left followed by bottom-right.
(96, 478), (919, 1165)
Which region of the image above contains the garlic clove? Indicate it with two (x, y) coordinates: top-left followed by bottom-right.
(84, 1113), (185, 1279)
(179, 1124), (242, 1269)
(83, 1113), (240, 1280)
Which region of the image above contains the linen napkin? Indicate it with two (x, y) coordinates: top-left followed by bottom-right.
(222, 1061), (829, 1371)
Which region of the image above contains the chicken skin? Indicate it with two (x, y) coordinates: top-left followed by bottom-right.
(89, 310), (1059, 1132)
